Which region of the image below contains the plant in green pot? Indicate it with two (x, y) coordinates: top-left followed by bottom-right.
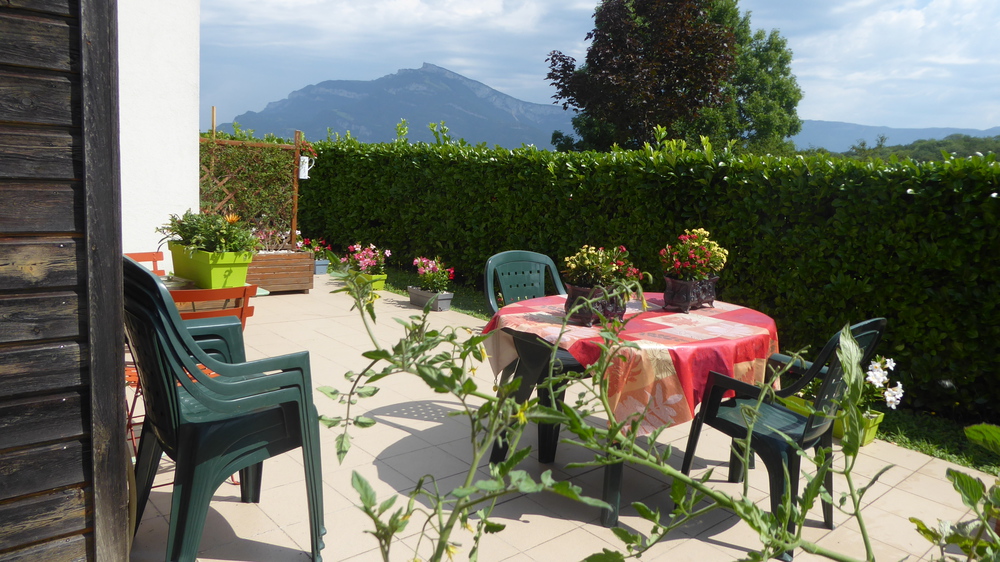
(339, 243), (391, 290)
(659, 228), (728, 313)
(561, 245), (645, 326)
(408, 256), (454, 311)
(157, 210), (259, 289)
(785, 354), (903, 446)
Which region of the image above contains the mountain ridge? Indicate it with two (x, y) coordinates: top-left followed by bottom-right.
(791, 120), (1000, 153)
(224, 63), (575, 148)
(222, 64), (1000, 152)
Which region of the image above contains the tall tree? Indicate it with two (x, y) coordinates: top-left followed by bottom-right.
(685, 0), (803, 154)
(548, 0), (802, 154)
(547, 0), (736, 150)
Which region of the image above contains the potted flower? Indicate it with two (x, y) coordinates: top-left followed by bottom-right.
(157, 210), (259, 289)
(340, 243), (391, 290)
(408, 256), (455, 311)
(303, 237), (333, 274)
(784, 355), (902, 446)
(846, 355), (903, 444)
(561, 245), (645, 326)
(659, 228), (728, 313)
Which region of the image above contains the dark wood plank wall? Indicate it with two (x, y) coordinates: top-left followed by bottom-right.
(0, 0), (127, 559)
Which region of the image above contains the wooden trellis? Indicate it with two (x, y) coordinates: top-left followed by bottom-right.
(199, 115), (308, 249)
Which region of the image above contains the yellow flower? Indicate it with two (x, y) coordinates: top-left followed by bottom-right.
(445, 543), (460, 561)
(223, 213), (240, 224)
(514, 403), (528, 425)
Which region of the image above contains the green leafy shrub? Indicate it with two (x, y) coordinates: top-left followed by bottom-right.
(300, 131), (1000, 423)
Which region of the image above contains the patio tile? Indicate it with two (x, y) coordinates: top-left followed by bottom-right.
(523, 525), (619, 561)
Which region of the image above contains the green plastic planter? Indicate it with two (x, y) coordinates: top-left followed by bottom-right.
(779, 395), (882, 446)
(350, 271), (387, 290)
(169, 242), (254, 289)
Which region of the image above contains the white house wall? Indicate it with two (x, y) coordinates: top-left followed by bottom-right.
(118, 0), (200, 266)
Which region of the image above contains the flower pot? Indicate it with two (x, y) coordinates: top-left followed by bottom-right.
(662, 276), (718, 313)
(835, 410), (884, 446)
(168, 242), (253, 289)
(246, 251), (314, 293)
(779, 396), (883, 446)
(314, 259), (330, 275)
(407, 286), (454, 311)
(350, 271), (387, 290)
(564, 283), (626, 327)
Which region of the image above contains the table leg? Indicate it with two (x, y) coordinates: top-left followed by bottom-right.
(601, 458), (624, 527)
(489, 336), (558, 464)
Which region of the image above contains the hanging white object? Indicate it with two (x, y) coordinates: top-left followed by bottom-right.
(299, 156), (316, 179)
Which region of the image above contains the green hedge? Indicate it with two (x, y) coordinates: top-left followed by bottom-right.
(299, 135), (1000, 422)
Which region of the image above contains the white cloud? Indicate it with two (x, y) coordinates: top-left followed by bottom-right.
(742, 0), (1000, 128)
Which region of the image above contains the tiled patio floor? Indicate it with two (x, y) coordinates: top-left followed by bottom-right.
(129, 275), (990, 561)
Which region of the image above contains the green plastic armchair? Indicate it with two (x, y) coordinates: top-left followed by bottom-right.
(123, 257), (325, 561)
(483, 251), (582, 464)
(679, 318), (886, 558)
(483, 250), (567, 315)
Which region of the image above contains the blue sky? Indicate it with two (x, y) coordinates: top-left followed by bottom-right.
(200, 0), (1000, 133)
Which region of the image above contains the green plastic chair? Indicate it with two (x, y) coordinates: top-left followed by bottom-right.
(123, 257), (325, 561)
(677, 318), (886, 558)
(483, 251), (583, 464)
(483, 250), (567, 315)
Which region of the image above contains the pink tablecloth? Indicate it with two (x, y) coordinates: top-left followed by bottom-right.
(483, 293), (779, 436)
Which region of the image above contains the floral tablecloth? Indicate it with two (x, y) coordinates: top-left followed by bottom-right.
(482, 293), (779, 436)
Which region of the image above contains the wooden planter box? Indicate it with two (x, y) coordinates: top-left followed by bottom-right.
(246, 252), (314, 293)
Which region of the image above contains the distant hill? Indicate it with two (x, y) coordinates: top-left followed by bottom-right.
(791, 120), (1000, 153)
(221, 63), (575, 149)
(221, 65), (998, 152)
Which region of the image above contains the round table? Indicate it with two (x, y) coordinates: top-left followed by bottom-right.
(483, 293), (779, 436)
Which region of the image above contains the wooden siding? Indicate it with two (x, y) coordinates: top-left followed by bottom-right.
(0, 0), (126, 559)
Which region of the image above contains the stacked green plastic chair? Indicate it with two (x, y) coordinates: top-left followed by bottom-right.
(123, 257), (325, 561)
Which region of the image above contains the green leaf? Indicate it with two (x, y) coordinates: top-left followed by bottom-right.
(353, 416), (377, 428)
(948, 468), (986, 509)
(335, 433), (351, 464)
(361, 349), (392, 361)
(317, 415), (342, 428)
(965, 424), (1000, 457)
(376, 495), (397, 516)
(355, 385), (380, 398)
(483, 521), (505, 534)
(317, 386), (340, 400)
(351, 470), (376, 508)
(610, 527), (640, 545)
(474, 479), (506, 493)
(583, 550), (626, 562)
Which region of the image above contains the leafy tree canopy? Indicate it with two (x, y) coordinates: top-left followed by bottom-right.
(548, 0), (802, 154)
(547, 0), (735, 150)
(685, 0), (803, 154)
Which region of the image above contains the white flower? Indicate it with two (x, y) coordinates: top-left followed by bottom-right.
(884, 382), (904, 409)
(866, 359), (888, 387)
(884, 358), (896, 370)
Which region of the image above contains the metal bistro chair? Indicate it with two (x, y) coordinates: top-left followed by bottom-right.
(680, 318), (886, 555)
(483, 250), (584, 464)
(123, 257), (325, 561)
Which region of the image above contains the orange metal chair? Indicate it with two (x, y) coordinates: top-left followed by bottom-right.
(125, 251), (167, 276)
